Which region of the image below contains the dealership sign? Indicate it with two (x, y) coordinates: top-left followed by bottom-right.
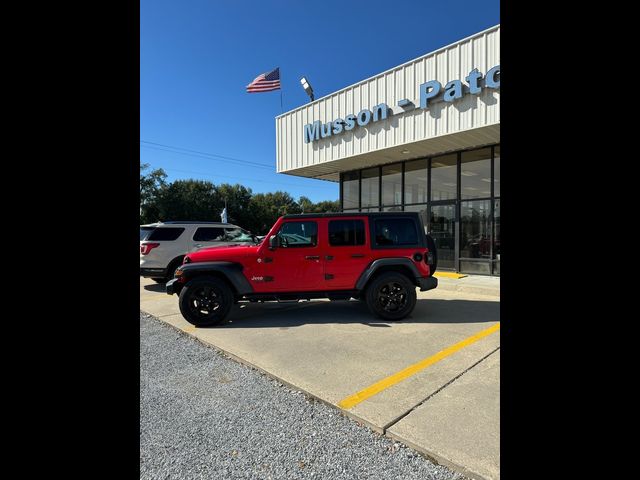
(303, 65), (500, 143)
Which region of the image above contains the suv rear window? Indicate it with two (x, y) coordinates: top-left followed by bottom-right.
(147, 227), (185, 241)
(329, 220), (365, 246)
(374, 218), (419, 246)
(193, 227), (225, 242)
(140, 227), (154, 241)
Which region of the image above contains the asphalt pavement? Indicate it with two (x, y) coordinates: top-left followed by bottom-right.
(140, 311), (466, 480)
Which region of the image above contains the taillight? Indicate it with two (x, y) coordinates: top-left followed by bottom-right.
(140, 242), (160, 255)
(426, 251), (434, 265)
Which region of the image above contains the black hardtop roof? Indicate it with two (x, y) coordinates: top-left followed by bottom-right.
(282, 212), (420, 219)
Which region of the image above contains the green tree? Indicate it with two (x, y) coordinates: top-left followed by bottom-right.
(310, 199), (340, 213)
(248, 191), (302, 234)
(140, 163), (167, 223)
(298, 196), (313, 214)
(214, 183), (253, 227)
(155, 179), (217, 221)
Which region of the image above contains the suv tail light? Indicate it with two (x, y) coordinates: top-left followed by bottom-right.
(140, 242), (160, 255)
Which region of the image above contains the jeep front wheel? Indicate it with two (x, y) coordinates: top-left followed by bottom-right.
(365, 272), (417, 321)
(178, 276), (233, 327)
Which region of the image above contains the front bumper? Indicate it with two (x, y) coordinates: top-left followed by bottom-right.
(417, 276), (438, 292)
(166, 278), (183, 295)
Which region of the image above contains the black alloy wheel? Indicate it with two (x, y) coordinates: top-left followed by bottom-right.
(178, 276), (233, 327)
(365, 272), (417, 321)
(377, 281), (409, 312)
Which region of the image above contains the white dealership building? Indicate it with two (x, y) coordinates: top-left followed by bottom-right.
(275, 25), (500, 275)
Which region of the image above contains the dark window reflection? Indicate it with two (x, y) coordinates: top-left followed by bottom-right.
(494, 146), (500, 197)
(460, 200), (491, 259)
(430, 204), (456, 269)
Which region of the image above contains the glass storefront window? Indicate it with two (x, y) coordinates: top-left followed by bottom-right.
(361, 167), (379, 208)
(461, 148), (491, 200)
(405, 159), (428, 204)
(339, 144), (500, 275)
(431, 153), (457, 201)
(460, 200), (491, 259)
(494, 146), (500, 197)
(342, 171), (359, 209)
(382, 163), (402, 206)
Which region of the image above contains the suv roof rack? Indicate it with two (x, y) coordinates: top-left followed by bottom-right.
(160, 221), (230, 225)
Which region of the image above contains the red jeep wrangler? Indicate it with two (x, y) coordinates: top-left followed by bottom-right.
(166, 212), (437, 326)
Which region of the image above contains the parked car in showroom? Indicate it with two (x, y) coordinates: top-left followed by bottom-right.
(140, 221), (258, 283)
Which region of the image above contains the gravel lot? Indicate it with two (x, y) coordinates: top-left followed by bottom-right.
(140, 311), (466, 480)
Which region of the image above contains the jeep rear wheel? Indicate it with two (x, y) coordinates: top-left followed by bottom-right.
(365, 272), (417, 321)
(178, 276), (233, 327)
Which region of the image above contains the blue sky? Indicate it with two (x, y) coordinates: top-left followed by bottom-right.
(140, 0), (499, 203)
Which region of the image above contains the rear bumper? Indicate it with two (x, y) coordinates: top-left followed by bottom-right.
(417, 276), (438, 292)
(140, 267), (168, 278)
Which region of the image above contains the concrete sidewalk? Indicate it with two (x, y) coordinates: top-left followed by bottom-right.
(140, 275), (500, 479)
(434, 274), (500, 298)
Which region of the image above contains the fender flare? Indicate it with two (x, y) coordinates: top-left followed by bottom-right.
(355, 258), (422, 291)
(178, 261), (253, 295)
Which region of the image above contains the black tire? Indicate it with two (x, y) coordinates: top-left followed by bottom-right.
(178, 275), (234, 327)
(364, 272), (417, 321)
(151, 277), (167, 284)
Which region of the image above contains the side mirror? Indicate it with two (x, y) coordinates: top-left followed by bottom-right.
(268, 234), (279, 250)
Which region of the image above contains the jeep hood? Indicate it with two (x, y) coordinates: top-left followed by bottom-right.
(186, 244), (259, 262)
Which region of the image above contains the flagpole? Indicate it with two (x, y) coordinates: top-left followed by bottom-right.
(280, 89), (283, 113)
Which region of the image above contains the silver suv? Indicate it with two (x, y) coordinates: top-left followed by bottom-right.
(140, 221), (257, 283)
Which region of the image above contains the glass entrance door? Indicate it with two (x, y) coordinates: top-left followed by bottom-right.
(429, 203), (456, 270)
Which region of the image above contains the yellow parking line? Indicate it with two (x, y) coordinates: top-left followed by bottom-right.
(434, 272), (468, 279)
(338, 322), (500, 409)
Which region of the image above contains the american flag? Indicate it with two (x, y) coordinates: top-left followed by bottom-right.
(246, 67), (281, 93)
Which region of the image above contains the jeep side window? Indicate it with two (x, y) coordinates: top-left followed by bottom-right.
(328, 220), (365, 246)
(374, 218), (419, 246)
(277, 221), (317, 248)
(193, 227), (225, 242)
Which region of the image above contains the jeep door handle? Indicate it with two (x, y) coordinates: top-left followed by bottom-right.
(305, 255), (320, 260)
(351, 254), (365, 258)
